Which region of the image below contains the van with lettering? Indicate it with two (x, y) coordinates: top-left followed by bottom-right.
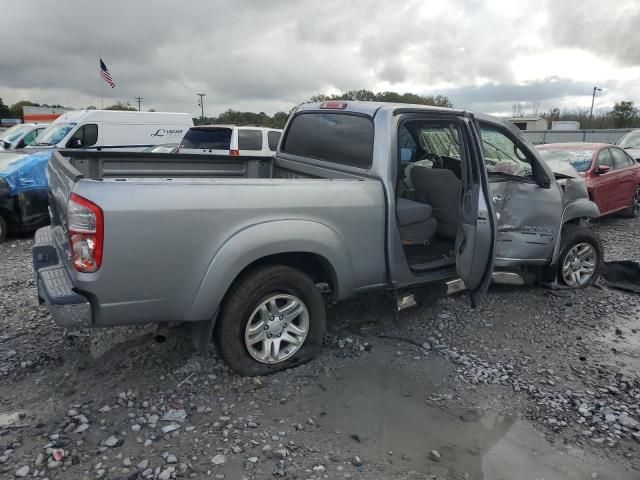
(27, 110), (193, 151)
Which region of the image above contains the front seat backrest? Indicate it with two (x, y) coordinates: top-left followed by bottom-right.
(411, 167), (461, 239)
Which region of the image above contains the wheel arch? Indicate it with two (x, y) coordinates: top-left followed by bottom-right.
(550, 199), (600, 264)
(187, 220), (353, 321)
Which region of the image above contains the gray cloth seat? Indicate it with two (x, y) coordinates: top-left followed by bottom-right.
(410, 166), (461, 239)
(396, 197), (437, 245)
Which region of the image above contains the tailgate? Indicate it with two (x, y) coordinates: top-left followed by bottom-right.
(47, 151), (83, 230)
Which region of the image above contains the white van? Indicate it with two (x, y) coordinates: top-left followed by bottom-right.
(0, 123), (49, 150)
(28, 110), (193, 151)
(178, 125), (283, 156)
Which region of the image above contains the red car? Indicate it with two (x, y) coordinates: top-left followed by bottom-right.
(537, 143), (640, 218)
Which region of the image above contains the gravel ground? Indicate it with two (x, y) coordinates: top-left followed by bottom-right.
(1, 216), (639, 479)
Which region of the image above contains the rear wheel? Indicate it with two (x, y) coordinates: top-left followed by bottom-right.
(0, 216), (6, 243)
(623, 186), (640, 218)
(214, 265), (326, 376)
(557, 225), (602, 288)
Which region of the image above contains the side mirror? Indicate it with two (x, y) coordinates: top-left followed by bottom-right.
(595, 165), (611, 174)
(68, 137), (83, 148)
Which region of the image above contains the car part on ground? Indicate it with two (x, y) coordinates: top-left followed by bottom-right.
(602, 260), (640, 293)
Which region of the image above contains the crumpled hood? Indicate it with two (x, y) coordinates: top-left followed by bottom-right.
(544, 158), (580, 179)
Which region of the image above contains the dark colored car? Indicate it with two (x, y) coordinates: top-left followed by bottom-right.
(0, 151), (51, 242)
(537, 143), (640, 218)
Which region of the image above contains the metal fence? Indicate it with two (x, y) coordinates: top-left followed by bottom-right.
(521, 129), (632, 145)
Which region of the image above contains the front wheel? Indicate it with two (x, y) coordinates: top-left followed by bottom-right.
(557, 225), (602, 288)
(214, 265), (326, 376)
(623, 186), (640, 218)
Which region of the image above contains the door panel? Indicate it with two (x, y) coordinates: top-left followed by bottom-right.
(478, 121), (562, 266)
(490, 181), (561, 263)
(591, 148), (615, 213)
(456, 117), (496, 306)
(610, 147), (635, 210)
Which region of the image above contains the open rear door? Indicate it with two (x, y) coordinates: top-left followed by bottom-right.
(455, 115), (496, 307)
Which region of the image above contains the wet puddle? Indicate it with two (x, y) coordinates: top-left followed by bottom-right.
(309, 365), (635, 479)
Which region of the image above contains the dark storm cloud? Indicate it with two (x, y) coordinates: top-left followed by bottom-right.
(0, 0), (638, 114)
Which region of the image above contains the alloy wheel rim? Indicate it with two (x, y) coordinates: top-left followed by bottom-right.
(562, 242), (597, 287)
(634, 189), (640, 215)
(244, 293), (309, 364)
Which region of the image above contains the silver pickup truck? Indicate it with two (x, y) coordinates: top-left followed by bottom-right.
(33, 101), (601, 375)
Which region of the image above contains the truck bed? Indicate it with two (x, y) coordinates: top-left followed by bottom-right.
(41, 150), (387, 328)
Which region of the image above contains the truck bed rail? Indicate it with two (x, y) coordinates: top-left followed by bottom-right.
(55, 150), (272, 179)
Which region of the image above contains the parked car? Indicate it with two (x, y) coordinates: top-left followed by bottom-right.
(27, 110), (193, 151)
(536, 143), (640, 218)
(0, 151), (52, 242)
(32, 101), (601, 376)
(616, 129), (640, 161)
(0, 123), (49, 151)
(144, 143), (179, 153)
(178, 125), (282, 156)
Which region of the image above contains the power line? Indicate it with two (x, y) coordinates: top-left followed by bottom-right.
(196, 93), (206, 120)
(135, 96), (143, 111)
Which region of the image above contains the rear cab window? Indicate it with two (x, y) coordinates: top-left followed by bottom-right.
(282, 113), (373, 168)
(238, 129), (263, 150)
(180, 127), (232, 150)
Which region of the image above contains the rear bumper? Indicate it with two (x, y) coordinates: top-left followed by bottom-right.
(33, 226), (92, 328)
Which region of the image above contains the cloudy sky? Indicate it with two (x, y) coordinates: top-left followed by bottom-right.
(2, 0), (640, 117)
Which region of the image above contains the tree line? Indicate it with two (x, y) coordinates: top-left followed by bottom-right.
(192, 89), (454, 128)
(5, 90), (639, 130)
(513, 101), (640, 129)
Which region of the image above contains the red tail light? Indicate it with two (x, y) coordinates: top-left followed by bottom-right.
(67, 193), (103, 272)
(230, 149), (240, 157)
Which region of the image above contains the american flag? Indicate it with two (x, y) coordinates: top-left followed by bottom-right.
(99, 58), (115, 88)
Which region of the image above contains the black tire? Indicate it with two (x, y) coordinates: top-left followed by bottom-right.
(557, 224), (602, 288)
(0, 215), (6, 243)
(623, 186), (640, 218)
(214, 265), (326, 376)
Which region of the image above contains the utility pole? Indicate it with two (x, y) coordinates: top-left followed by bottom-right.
(197, 93), (206, 121)
(589, 87), (602, 128)
(135, 96), (143, 111)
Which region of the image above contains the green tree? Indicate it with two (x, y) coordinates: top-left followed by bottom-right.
(608, 101), (638, 128)
(0, 98), (11, 118)
(309, 89), (452, 108)
(9, 100), (40, 119)
(271, 111), (290, 129)
(105, 101), (137, 111)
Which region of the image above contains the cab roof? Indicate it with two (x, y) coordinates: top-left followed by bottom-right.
(296, 100), (465, 117)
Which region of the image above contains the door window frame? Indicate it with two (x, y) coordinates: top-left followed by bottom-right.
(610, 146), (633, 169)
(395, 115), (471, 197)
(477, 120), (549, 187)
